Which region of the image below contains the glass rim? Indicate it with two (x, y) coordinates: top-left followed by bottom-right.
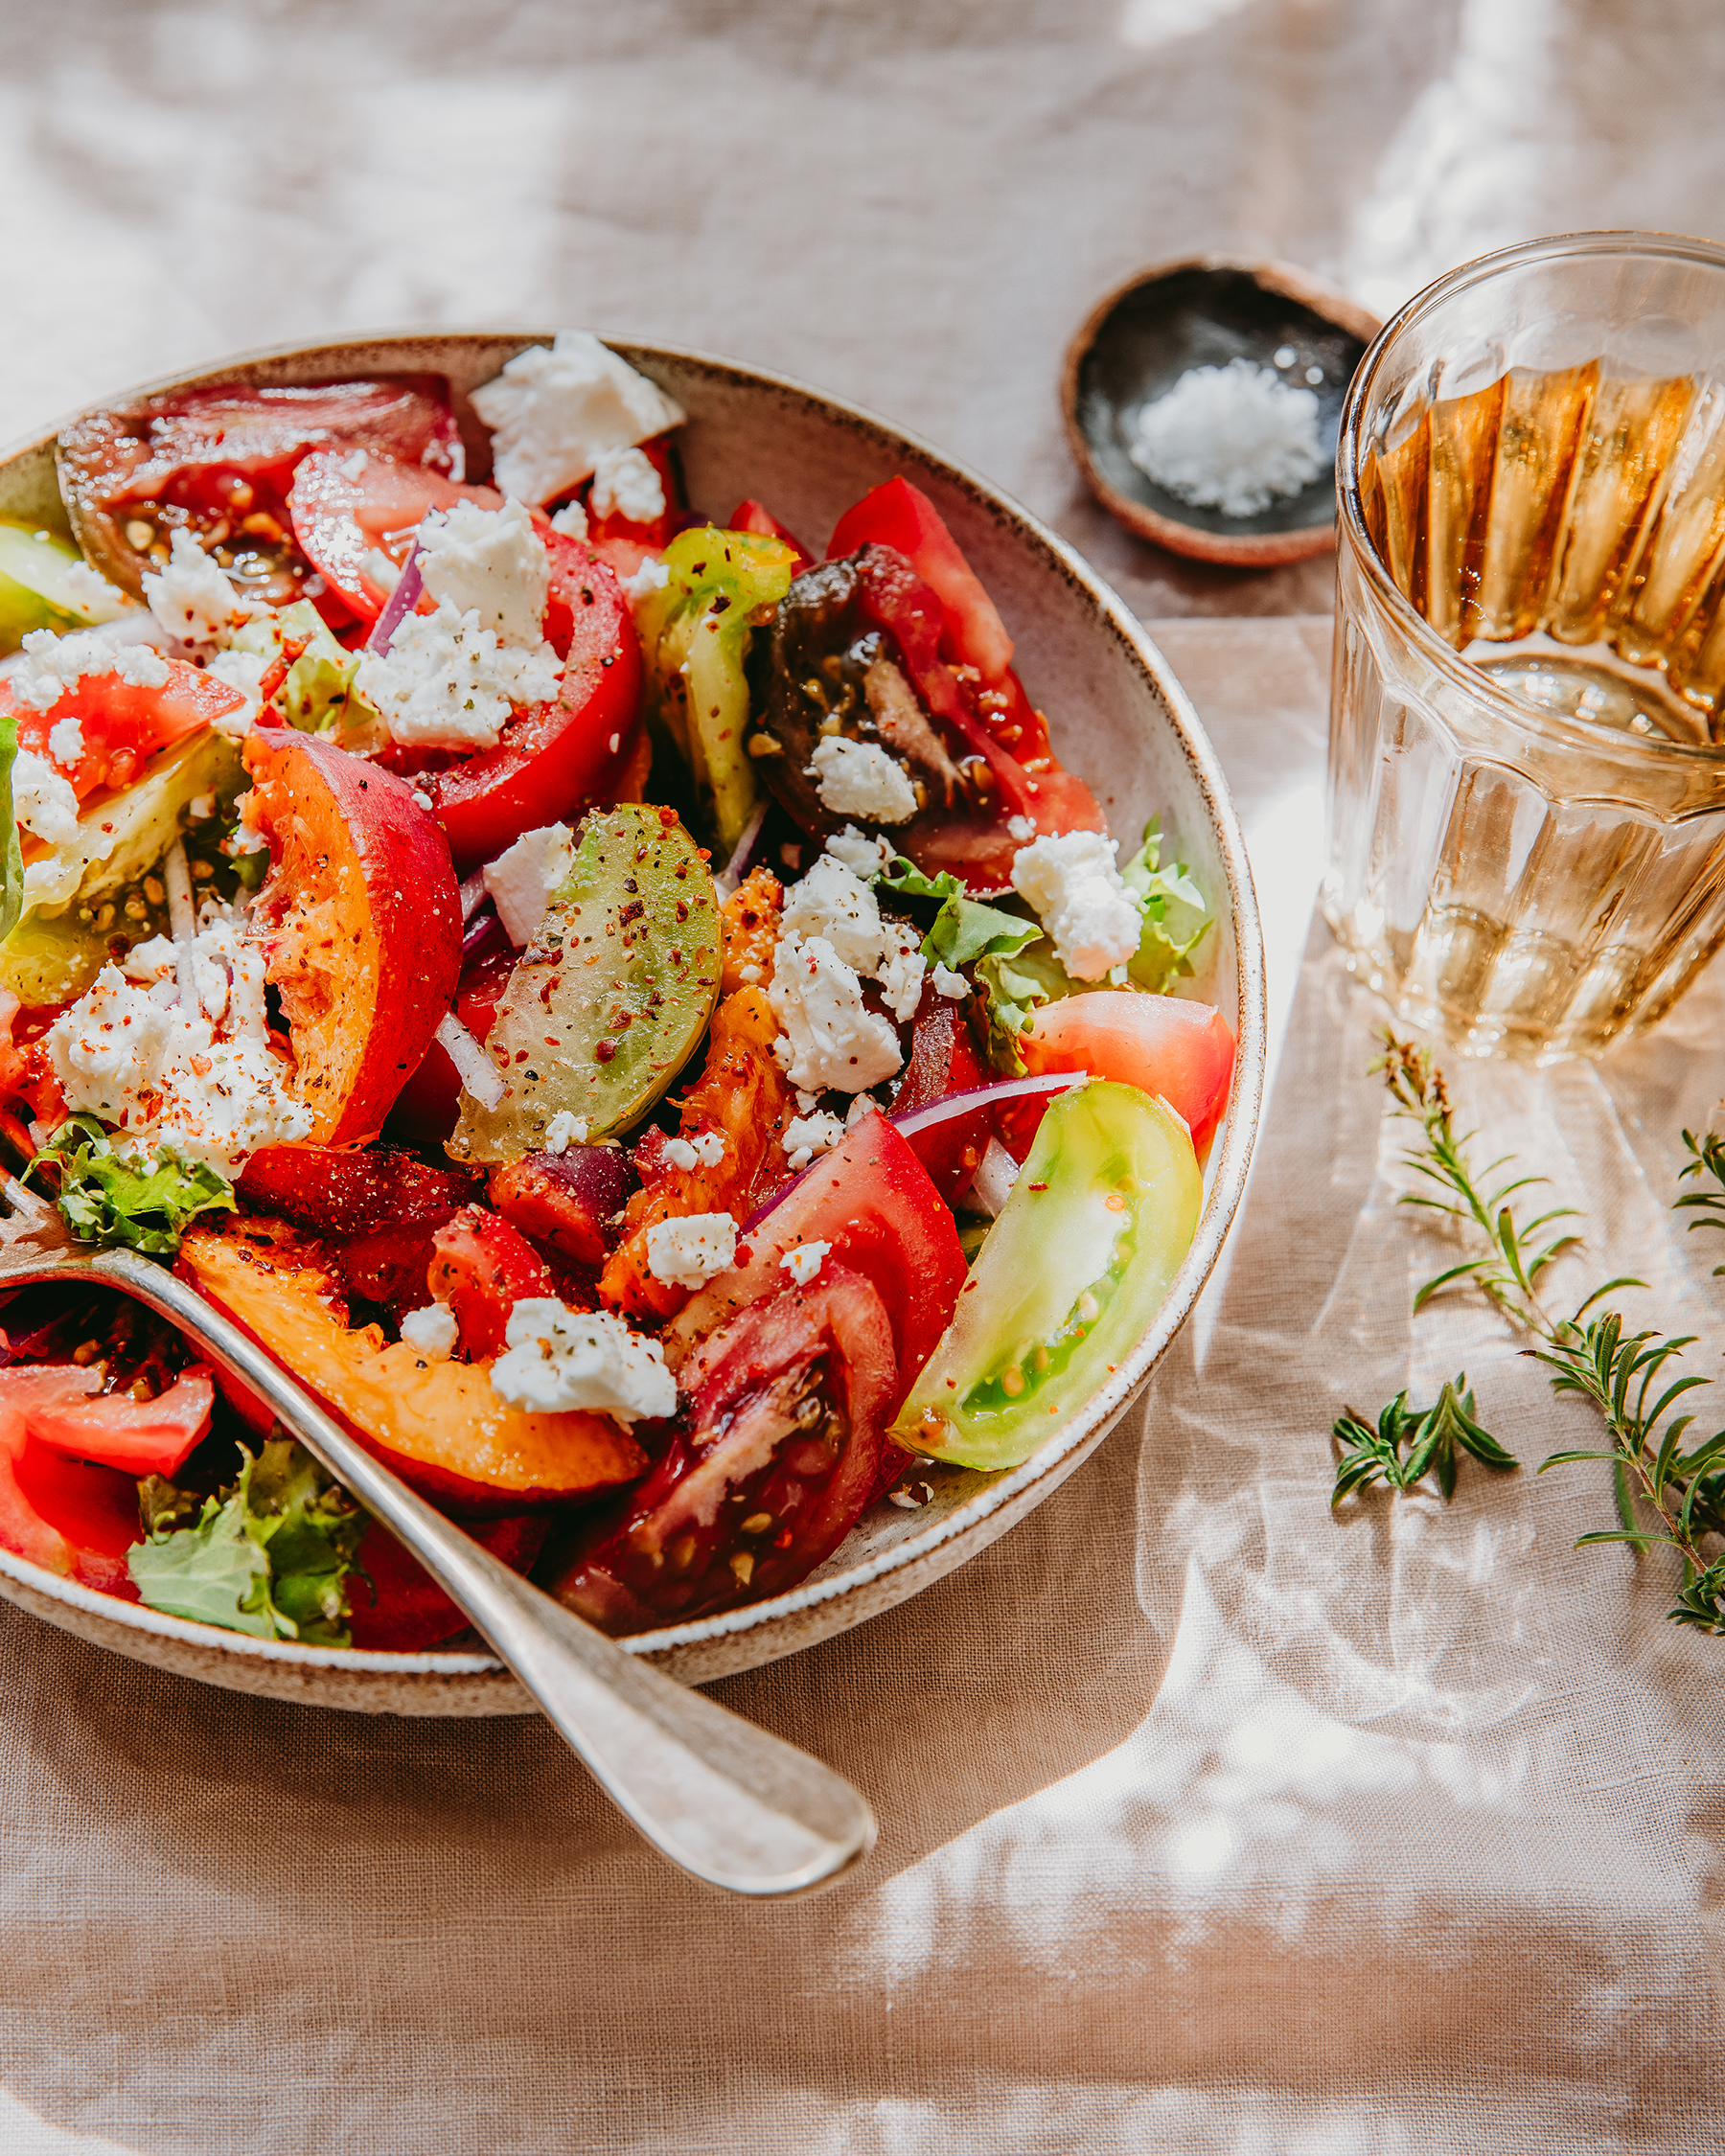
(1336, 227), (1725, 768)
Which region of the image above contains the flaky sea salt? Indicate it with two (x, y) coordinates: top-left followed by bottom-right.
(1128, 356), (1323, 517)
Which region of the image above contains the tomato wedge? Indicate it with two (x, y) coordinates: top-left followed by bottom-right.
(288, 448), (502, 622)
(551, 1266), (896, 1633)
(890, 992), (990, 1203)
(1013, 991), (1236, 1150)
(346, 1512), (548, 1650)
(0, 659), (245, 799)
(828, 476), (1015, 681)
(23, 1365), (215, 1478)
(0, 1365), (144, 1593)
(662, 1108), (965, 1389)
(411, 532), (644, 872)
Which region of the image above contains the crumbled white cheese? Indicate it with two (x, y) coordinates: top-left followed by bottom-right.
(401, 1303), (458, 1361)
(846, 1091), (882, 1127)
(142, 527), (256, 648)
(783, 1111), (847, 1174)
(12, 749), (80, 845)
(60, 561), (126, 620)
(779, 854), (885, 975)
(1010, 830), (1142, 981)
(490, 1298), (677, 1423)
(339, 448), (370, 480)
(542, 1110), (587, 1155)
(824, 826), (893, 882)
(932, 962), (969, 998)
(878, 941), (927, 1022)
(549, 499), (588, 540)
(361, 547), (402, 594)
(9, 626), (170, 713)
(471, 332), (686, 506)
(415, 497), (550, 647)
(482, 821), (574, 946)
(187, 791), (216, 823)
(621, 555), (671, 603)
(663, 1130), (725, 1172)
(46, 715), (84, 769)
(1127, 356), (1323, 518)
(588, 446), (665, 525)
(47, 901), (313, 1174)
(807, 736), (918, 824)
(769, 934), (903, 1093)
(204, 647), (269, 737)
(645, 1211), (738, 1291)
(779, 1239), (831, 1288)
(1006, 814), (1037, 843)
(355, 600), (564, 751)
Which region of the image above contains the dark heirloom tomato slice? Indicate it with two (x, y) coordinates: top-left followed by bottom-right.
(58, 377), (462, 614)
(549, 1265), (896, 1634)
(411, 532), (645, 873)
(889, 991), (990, 1203)
(288, 448), (503, 622)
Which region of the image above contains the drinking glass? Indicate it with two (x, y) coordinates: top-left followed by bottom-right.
(1323, 231), (1725, 1060)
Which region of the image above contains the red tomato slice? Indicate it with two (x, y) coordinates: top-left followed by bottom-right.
(428, 1206), (557, 1360)
(23, 1365), (215, 1478)
(828, 476), (1015, 682)
(1011, 992), (1236, 1152)
(346, 1512), (548, 1651)
(413, 533), (644, 872)
(237, 1143), (479, 1237)
(728, 497), (813, 569)
(288, 448), (502, 622)
(0, 1365), (147, 1594)
(0, 660), (245, 799)
(663, 1108), (966, 1391)
(385, 915), (516, 1148)
(552, 1266), (896, 1633)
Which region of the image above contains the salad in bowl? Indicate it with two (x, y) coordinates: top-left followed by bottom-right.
(0, 333), (1248, 1679)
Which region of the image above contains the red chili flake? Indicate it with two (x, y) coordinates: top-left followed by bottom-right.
(596, 1041), (616, 1063)
(657, 807), (678, 828)
(514, 1050), (529, 1064)
(1027, 1181), (1048, 1192)
(543, 1037), (560, 1048)
(774, 1529), (793, 1548)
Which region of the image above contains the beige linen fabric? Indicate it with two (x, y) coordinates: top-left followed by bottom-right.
(3, 6), (1725, 2149)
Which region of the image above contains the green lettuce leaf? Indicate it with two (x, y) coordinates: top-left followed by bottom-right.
(1120, 817), (1210, 991)
(231, 601), (385, 747)
(0, 714), (22, 946)
(876, 856), (1043, 970)
(129, 1439), (365, 1644)
(32, 1115), (235, 1255)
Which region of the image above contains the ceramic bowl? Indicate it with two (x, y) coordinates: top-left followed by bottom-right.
(0, 333), (1266, 1713)
(1063, 255), (1380, 567)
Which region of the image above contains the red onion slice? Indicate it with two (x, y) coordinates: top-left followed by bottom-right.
(889, 1070), (1088, 1140)
(365, 543), (423, 654)
(714, 798), (769, 899)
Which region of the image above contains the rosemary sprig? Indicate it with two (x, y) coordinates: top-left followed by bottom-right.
(1331, 1376), (1518, 1507)
(1674, 1128), (1725, 1277)
(1341, 1029), (1725, 1635)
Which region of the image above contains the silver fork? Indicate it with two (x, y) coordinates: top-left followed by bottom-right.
(0, 1180), (875, 1897)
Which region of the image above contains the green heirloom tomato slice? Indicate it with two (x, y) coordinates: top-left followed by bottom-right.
(448, 804), (721, 1162)
(892, 1081), (1201, 1470)
(0, 521), (124, 651)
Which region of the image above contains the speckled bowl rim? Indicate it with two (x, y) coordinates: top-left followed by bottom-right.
(1061, 253), (1382, 568)
(0, 330), (1267, 1710)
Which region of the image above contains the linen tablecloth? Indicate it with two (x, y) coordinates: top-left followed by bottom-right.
(2, 6), (1723, 2150)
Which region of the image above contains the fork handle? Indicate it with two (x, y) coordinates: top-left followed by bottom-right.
(78, 1250), (876, 1897)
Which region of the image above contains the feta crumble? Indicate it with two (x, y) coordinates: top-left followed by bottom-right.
(46, 900), (313, 1174)
(355, 601), (563, 751)
(482, 821), (574, 946)
(542, 1110), (588, 1155)
(662, 1130), (725, 1172)
(489, 1299), (676, 1423)
(60, 561), (126, 619)
(769, 934), (903, 1093)
(824, 826), (893, 881)
(779, 853), (886, 975)
(782, 1110), (847, 1173)
(779, 1240), (831, 1289)
(1010, 830), (1142, 980)
(415, 497), (550, 647)
(400, 1303), (458, 1361)
(9, 626), (170, 713)
(588, 445), (666, 525)
(549, 499), (588, 540)
(807, 736), (918, 824)
(470, 332), (686, 507)
(932, 962), (969, 998)
(645, 1211), (738, 1291)
(204, 647), (270, 736)
(44, 716), (83, 768)
(1006, 814), (1036, 843)
(621, 555), (671, 603)
(12, 750), (80, 845)
(361, 547), (402, 594)
(142, 527), (256, 648)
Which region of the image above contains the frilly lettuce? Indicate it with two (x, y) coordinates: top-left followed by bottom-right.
(32, 1115), (235, 1255)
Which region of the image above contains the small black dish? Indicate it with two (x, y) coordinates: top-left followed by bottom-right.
(1063, 254), (1380, 567)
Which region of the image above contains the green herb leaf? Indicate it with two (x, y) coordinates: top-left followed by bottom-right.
(1331, 1373), (1518, 1510)
(1119, 818), (1210, 991)
(879, 856), (1047, 1070)
(30, 1115), (235, 1255)
(128, 1438), (365, 1645)
(0, 713), (23, 946)
(1675, 1128), (1725, 1276)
